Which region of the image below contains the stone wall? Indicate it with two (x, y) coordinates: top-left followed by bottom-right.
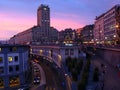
(96, 47), (120, 67)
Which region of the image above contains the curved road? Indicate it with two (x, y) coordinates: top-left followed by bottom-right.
(31, 61), (46, 90)
(39, 60), (66, 90)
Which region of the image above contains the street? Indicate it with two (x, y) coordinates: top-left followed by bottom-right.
(38, 60), (66, 90)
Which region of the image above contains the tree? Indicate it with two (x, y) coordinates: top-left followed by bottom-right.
(93, 67), (99, 82)
(65, 56), (72, 66)
(71, 69), (78, 81)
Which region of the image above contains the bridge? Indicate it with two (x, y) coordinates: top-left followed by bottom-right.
(30, 45), (83, 68)
(30, 44), (120, 68)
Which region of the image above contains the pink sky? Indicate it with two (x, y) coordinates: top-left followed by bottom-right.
(0, 12), (84, 40)
(1, 0), (120, 40)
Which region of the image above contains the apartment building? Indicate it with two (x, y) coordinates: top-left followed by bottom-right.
(0, 45), (30, 89)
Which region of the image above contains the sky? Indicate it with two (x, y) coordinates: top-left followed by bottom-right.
(0, 0), (120, 40)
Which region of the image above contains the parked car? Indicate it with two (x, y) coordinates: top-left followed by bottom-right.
(33, 77), (40, 84)
(34, 68), (39, 72)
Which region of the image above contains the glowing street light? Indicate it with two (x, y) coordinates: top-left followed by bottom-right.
(113, 35), (116, 38)
(115, 25), (119, 28)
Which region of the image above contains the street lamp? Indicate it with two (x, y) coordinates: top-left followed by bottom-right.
(115, 24), (120, 44)
(113, 35), (117, 45)
(113, 35), (116, 38)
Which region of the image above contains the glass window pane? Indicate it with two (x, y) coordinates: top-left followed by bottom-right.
(0, 57), (3, 63)
(8, 57), (13, 62)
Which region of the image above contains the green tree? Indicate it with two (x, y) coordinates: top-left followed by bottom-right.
(71, 69), (78, 81)
(93, 67), (99, 82)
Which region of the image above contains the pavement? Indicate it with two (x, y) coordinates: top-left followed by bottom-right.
(91, 56), (120, 90)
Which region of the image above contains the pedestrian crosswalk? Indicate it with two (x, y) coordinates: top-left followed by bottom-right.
(45, 86), (55, 90)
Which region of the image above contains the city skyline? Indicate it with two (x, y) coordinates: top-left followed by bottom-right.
(0, 0), (120, 40)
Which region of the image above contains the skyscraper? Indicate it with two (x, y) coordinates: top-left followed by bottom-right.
(37, 4), (50, 36)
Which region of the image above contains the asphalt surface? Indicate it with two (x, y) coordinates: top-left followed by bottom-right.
(39, 60), (66, 90)
(91, 56), (120, 90)
(30, 61), (46, 90)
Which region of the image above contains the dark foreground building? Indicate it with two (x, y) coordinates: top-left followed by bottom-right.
(0, 44), (30, 89)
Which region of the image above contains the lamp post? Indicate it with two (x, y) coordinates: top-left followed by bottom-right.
(113, 34), (117, 45)
(115, 25), (120, 44)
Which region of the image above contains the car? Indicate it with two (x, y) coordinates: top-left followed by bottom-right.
(65, 74), (68, 76)
(86, 84), (97, 90)
(34, 66), (38, 69)
(33, 77), (40, 84)
(18, 86), (29, 90)
(34, 68), (39, 72)
(34, 59), (39, 63)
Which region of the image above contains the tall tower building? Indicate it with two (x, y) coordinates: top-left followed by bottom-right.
(37, 4), (50, 36)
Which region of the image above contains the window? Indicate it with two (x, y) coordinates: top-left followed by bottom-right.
(9, 66), (13, 72)
(14, 56), (18, 62)
(9, 76), (20, 87)
(8, 57), (13, 62)
(9, 47), (17, 52)
(0, 57), (3, 63)
(13, 47), (17, 51)
(44, 8), (47, 10)
(0, 67), (4, 74)
(70, 49), (74, 55)
(78, 50), (81, 54)
(0, 48), (1, 52)
(0, 78), (4, 88)
(16, 65), (19, 71)
(65, 49), (69, 55)
(9, 48), (12, 52)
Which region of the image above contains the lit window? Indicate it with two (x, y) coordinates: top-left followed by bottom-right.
(44, 8), (47, 10)
(0, 57), (3, 63)
(8, 57), (13, 62)
(0, 78), (4, 88)
(0, 48), (1, 52)
(13, 47), (17, 51)
(9, 76), (20, 87)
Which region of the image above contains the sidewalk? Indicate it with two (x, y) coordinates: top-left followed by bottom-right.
(91, 56), (120, 90)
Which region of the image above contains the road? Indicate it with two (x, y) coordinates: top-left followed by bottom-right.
(39, 60), (66, 90)
(91, 56), (120, 90)
(30, 61), (46, 90)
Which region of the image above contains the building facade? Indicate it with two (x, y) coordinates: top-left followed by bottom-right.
(94, 4), (120, 45)
(0, 45), (30, 89)
(9, 27), (33, 45)
(31, 45), (85, 68)
(49, 27), (58, 44)
(80, 25), (94, 44)
(9, 4), (59, 45)
(76, 28), (83, 44)
(58, 28), (76, 44)
(37, 4), (50, 36)
(94, 14), (104, 44)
